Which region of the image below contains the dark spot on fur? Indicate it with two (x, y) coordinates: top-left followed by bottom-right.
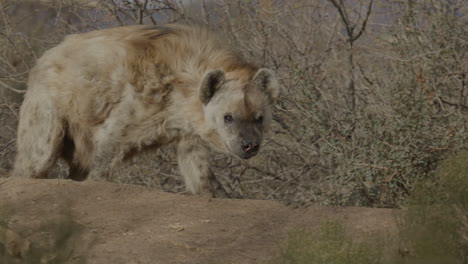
(149, 88), (158, 96)
(163, 82), (173, 90)
(197, 162), (206, 172)
(85, 71), (96, 81)
(185, 144), (198, 154)
(55, 64), (64, 73)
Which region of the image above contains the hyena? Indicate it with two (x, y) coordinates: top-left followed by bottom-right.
(11, 24), (280, 197)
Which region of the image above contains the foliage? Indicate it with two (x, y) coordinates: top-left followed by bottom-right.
(268, 220), (383, 264)
(398, 152), (468, 263)
(269, 153), (468, 263)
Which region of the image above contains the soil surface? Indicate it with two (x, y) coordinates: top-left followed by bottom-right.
(0, 178), (399, 264)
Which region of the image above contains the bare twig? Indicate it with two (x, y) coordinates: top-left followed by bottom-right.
(0, 79), (25, 94)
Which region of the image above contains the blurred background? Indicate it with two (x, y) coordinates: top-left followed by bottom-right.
(0, 0), (466, 208)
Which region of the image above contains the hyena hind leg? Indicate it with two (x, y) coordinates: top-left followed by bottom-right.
(61, 136), (90, 181)
(11, 92), (64, 179)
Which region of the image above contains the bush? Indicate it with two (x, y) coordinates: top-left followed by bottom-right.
(268, 220), (383, 264)
(399, 152), (468, 263)
(269, 153), (468, 263)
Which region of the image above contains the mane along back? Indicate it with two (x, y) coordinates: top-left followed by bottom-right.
(134, 24), (258, 80)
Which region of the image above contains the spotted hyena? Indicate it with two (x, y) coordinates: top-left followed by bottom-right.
(12, 24), (280, 197)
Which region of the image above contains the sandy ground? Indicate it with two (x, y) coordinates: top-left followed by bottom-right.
(0, 178), (399, 264)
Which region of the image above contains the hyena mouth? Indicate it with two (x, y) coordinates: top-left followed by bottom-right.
(239, 149), (259, 159)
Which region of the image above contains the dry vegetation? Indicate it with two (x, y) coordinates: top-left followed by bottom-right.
(0, 0), (466, 207)
(270, 152), (468, 263)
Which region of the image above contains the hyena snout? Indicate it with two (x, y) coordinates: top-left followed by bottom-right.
(241, 140), (259, 155)
(237, 137), (261, 159)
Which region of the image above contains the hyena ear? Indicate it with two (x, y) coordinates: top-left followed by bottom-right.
(200, 70), (225, 105)
(253, 68), (280, 103)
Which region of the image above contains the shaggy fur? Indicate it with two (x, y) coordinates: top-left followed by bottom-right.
(12, 24), (279, 197)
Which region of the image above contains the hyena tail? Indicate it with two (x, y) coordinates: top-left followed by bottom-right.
(11, 88), (64, 179)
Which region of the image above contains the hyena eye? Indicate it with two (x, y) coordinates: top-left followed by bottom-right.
(257, 116), (264, 123)
(224, 114), (234, 123)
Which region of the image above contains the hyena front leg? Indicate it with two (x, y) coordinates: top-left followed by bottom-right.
(87, 147), (122, 181)
(87, 119), (131, 181)
(177, 138), (228, 198)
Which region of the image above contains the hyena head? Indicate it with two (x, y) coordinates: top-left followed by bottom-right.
(200, 68), (280, 159)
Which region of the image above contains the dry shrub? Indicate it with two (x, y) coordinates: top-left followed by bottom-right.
(268, 220), (384, 264)
(268, 154), (468, 264)
(398, 152), (468, 262)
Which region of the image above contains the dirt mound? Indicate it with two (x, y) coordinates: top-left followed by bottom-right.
(0, 178), (398, 264)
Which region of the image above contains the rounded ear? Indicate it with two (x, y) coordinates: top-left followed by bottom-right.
(253, 68), (280, 103)
(200, 70), (225, 105)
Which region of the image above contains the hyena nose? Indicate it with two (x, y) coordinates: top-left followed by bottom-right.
(241, 141), (259, 154)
